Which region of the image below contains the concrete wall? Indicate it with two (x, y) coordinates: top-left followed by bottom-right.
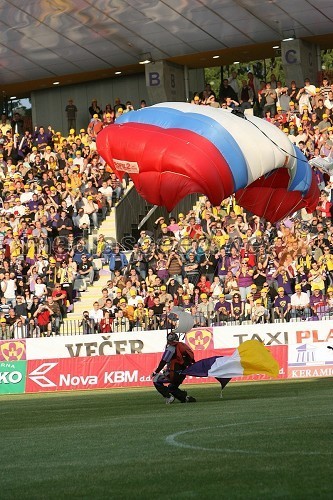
(31, 74), (148, 135)
(31, 68), (205, 134)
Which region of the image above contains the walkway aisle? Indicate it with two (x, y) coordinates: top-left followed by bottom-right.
(60, 209), (116, 333)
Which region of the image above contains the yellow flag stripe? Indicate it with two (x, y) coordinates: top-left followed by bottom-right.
(238, 340), (280, 378)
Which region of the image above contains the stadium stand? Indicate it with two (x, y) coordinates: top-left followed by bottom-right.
(1, 74), (333, 339)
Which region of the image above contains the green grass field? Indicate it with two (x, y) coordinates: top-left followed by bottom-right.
(0, 379), (331, 499)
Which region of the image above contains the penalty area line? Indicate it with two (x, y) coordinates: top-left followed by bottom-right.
(165, 414), (332, 456)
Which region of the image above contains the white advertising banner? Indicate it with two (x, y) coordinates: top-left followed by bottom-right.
(25, 322), (333, 360)
(25, 331), (167, 360)
(212, 321), (333, 348)
(288, 342), (333, 378)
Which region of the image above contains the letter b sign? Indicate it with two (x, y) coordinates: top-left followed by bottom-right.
(149, 72), (160, 86)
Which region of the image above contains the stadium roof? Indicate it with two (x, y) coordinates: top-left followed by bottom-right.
(2, 0), (333, 97)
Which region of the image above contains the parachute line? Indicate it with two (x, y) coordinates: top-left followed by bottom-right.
(239, 113), (309, 164)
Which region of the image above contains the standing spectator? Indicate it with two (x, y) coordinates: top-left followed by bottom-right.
(88, 99), (102, 119)
(296, 78), (316, 112)
(11, 113), (24, 136)
(56, 209), (74, 237)
(79, 311), (95, 335)
(228, 71), (240, 99)
(260, 82), (277, 118)
(109, 246), (128, 279)
(219, 79), (238, 102)
(46, 295), (62, 334)
(183, 252), (200, 285)
(112, 310), (130, 332)
(236, 261), (254, 302)
(65, 99), (78, 133)
(166, 250), (183, 284)
(99, 310), (113, 333)
(32, 126), (53, 152)
(87, 114), (103, 138)
(33, 303), (53, 336)
(1, 271), (17, 306)
(77, 254), (94, 285)
(320, 77), (331, 101)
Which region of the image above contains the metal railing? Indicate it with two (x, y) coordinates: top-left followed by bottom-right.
(2, 307), (333, 339)
(115, 185), (200, 245)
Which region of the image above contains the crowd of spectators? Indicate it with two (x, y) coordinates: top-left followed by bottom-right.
(0, 98), (132, 338)
(1, 77), (333, 338)
(84, 74), (333, 334)
(84, 191), (333, 333)
(193, 74), (333, 165)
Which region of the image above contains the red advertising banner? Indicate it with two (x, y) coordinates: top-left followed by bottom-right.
(26, 346), (288, 393)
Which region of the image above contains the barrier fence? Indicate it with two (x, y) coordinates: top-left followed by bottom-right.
(1, 322), (332, 394)
(2, 307), (333, 340)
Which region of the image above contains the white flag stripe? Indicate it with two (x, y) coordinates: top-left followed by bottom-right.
(207, 350), (244, 378)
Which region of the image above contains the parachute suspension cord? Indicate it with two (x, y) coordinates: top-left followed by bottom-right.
(237, 113), (309, 164)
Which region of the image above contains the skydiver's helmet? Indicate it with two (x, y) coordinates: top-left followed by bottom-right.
(167, 332), (179, 344)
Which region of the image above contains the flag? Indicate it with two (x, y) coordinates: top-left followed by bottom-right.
(183, 340), (279, 378)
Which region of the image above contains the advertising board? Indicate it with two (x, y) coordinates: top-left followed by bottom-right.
(25, 346), (288, 393)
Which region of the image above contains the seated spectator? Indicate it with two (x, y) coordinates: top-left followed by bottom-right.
(223, 271), (239, 299)
(133, 300), (148, 330)
(251, 299), (269, 324)
(98, 288), (110, 308)
(290, 284), (311, 319)
(196, 293), (214, 325)
(112, 309), (130, 332)
(182, 276), (195, 298)
(46, 295), (62, 334)
(214, 293), (231, 324)
(244, 292), (255, 320)
(309, 286), (327, 318)
(26, 318), (41, 338)
(89, 301), (103, 333)
(197, 275), (211, 295)
(231, 293), (244, 322)
(274, 287), (291, 322)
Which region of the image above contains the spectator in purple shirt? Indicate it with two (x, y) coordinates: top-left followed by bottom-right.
(215, 248), (230, 283)
(32, 126), (53, 152)
(274, 287), (291, 321)
(214, 293), (231, 323)
(28, 194), (39, 213)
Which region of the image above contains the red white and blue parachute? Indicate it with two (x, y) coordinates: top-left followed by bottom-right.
(96, 103), (319, 222)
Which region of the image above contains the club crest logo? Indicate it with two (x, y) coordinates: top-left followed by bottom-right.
(186, 328), (213, 350)
(0, 340), (26, 361)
